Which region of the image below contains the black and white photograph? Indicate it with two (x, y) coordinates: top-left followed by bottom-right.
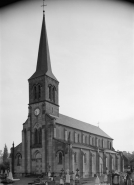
(0, 0), (134, 184)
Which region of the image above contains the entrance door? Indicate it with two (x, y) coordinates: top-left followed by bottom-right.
(35, 153), (42, 174)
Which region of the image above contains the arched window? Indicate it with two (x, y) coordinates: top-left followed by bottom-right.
(48, 85), (52, 100)
(98, 139), (100, 147)
(78, 134), (80, 143)
(38, 85), (41, 99)
(111, 157), (114, 170)
(59, 152), (63, 164)
(65, 130), (68, 141)
(84, 154), (87, 163)
(96, 138), (98, 147)
(48, 85), (56, 103)
(107, 141), (109, 149)
(74, 132), (77, 143)
(102, 139), (104, 148)
(110, 142), (112, 149)
(92, 137), (94, 146)
(52, 86), (56, 103)
(38, 128), (42, 144)
(106, 157), (108, 168)
(83, 134), (85, 143)
(85, 136), (87, 144)
(34, 129), (38, 144)
(89, 136), (92, 145)
(17, 154), (22, 166)
(34, 86), (37, 99)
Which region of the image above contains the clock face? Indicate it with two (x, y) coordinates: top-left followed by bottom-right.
(34, 108), (40, 116)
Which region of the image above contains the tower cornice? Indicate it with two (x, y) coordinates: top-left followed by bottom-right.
(28, 74), (59, 83)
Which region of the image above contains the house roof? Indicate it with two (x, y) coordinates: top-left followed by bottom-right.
(56, 113), (112, 139)
(123, 155), (129, 161)
(130, 158), (134, 162)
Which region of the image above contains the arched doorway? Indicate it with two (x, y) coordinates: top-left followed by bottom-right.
(15, 153), (22, 174)
(35, 152), (42, 174)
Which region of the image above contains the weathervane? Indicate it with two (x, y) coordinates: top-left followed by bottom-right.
(41, 0), (47, 14)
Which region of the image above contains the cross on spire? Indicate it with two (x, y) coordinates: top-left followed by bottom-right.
(41, 0), (47, 14)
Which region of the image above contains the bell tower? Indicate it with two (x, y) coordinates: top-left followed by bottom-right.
(28, 13), (59, 117)
(22, 7), (59, 175)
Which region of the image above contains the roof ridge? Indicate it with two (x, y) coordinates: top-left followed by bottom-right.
(59, 113), (97, 128)
(58, 113), (112, 139)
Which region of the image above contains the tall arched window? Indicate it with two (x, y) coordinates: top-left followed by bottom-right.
(34, 129), (38, 144)
(59, 152), (63, 164)
(38, 85), (41, 99)
(84, 154), (87, 163)
(38, 128), (42, 144)
(74, 132), (77, 143)
(85, 136), (87, 144)
(65, 130), (68, 141)
(16, 154), (22, 166)
(102, 139), (105, 148)
(48, 85), (52, 100)
(52, 86), (56, 103)
(98, 139), (100, 147)
(48, 85), (56, 103)
(96, 138), (98, 147)
(83, 134), (85, 143)
(110, 142), (112, 149)
(106, 157), (108, 168)
(34, 86), (37, 99)
(89, 136), (92, 145)
(107, 141), (109, 149)
(92, 137), (94, 146)
(78, 134), (80, 143)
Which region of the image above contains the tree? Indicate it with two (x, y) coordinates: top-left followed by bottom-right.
(0, 150), (3, 164)
(3, 144), (8, 163)
(2, 144), (10, 170)
(131, 151), (134, 159)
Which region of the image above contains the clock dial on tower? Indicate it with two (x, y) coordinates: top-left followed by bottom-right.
(34, 108), (40, 116)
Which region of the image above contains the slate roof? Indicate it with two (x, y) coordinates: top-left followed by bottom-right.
(56, 113), (112, 139)
(29, 14), (57, 81)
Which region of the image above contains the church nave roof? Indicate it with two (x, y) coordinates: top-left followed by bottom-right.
(56, 113), (112, 139)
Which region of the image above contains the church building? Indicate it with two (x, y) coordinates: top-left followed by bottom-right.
(11, 11), (124, 177)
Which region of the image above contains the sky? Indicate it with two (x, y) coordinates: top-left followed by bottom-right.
(0, 0), (134, 153)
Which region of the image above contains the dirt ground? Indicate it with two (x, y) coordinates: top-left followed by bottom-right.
(0, 177), (36, 185)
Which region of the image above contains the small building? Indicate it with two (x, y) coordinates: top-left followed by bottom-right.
(130, 158), (134, 171)
(123, 155), (130, 171)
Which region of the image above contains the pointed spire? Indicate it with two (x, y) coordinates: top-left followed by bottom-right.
(29, 14), (57, 81)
